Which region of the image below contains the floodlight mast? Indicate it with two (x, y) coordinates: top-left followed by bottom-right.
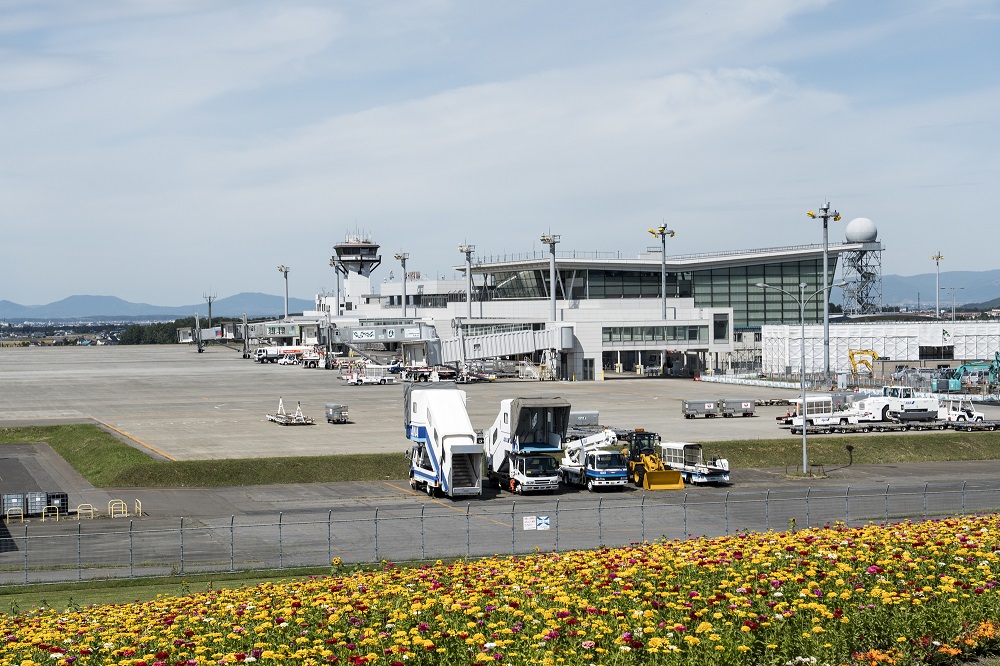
(394, 252), (410, 317)
(756, 280), (847, 474)
(540, 233), (560, 321)
(277, 265), (290, 320)
(932, 252), (944, 318)
(648, 223), (676, 320)
(807, 202), (842, 379)
(458, 244), (475, 319)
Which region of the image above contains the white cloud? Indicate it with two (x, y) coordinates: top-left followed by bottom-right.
(0, 0), (997, 303)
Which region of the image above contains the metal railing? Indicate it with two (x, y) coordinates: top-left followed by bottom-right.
(2, 481), (998, 585)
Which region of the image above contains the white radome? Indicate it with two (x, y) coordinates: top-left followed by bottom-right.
(845, 217), (878, 243)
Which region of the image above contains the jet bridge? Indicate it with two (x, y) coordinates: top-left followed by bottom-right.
(440, 325), (573, 364)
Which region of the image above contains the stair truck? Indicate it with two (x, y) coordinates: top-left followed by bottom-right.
(484, 397), (567, 494)
(404, 382), (483, 498)
(558, 429), (628, 492)
(659, 441), (730, 484)
(619, 429), (684, 490)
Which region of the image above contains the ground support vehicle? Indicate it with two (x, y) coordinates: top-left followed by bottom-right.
(945, 420), (1000, 432)
(659, 441), (730, 484)
(558, 429), (627, 492)
(300, 351), (322, 368)
(266, 398), (315, 425)
(277, 353), (301, 365)
(484, 397), (567, 494)
(619, 430), (684, 490)
(855, 386), (940, 422)
(325, 403), (349, 424)
(347, 365), (396, 385)
(939, 398), (985, 423)
(718, 398), (755, 418)
(404, 382), (483, 498)
(682, 400), (719, 418)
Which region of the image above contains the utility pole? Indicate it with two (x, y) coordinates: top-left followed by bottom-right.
(203, 291), (217, 330)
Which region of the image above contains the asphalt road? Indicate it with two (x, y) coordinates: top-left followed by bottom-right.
(4, 344), (1000, 584)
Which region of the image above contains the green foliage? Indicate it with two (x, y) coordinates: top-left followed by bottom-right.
(0, 425), (410, 487)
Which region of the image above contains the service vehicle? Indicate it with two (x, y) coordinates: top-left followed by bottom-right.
(325, 403), (349, 424)
(266, 398), (315, 425)
(659, 441), (730, 484)
(855, 386), (939, 422)
(681, 400), (719, 418)
(619, 430), (684, 490)
(484, 397), (567, 494)
(939, 398), (985, 422)
(347, 365), (396, 385)
(718, 398), (755, 418)
(404, 382), (483, 498)
(558, 429), (627, 491)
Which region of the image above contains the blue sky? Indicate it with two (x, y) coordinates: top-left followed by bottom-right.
(2, 0), (998, 304)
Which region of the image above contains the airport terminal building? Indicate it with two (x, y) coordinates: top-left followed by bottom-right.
(273, 234), (874, 380)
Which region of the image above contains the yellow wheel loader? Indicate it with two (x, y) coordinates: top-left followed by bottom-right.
(620, 430), (684, 490)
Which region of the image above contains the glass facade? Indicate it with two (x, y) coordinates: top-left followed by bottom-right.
(487, 257), (837, 328)
(602, 325), (708, 345)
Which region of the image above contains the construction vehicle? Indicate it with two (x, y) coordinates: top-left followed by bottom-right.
(266, 398), (315, 425)
(558, 429), (627, 491)
(681, 400), (719, 418)
(484, 397), (567, 494)
(659, 442), (730, 484)
(619, 430), (684, 490)
(404, 382), (483, 498)
(848, 349), (880, 375)
(933, 353), (1000, 393)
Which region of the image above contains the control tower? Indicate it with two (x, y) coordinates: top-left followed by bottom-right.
(331, 232), (382, 314)
(841, 217), (883, 316)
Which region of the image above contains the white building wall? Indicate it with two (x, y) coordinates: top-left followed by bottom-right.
(763, 321), (1000, 374)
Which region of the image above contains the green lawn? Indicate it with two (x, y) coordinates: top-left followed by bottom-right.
(3, 423), (999, 488)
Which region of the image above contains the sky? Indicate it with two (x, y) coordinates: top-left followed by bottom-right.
(2, 0), (998, 305)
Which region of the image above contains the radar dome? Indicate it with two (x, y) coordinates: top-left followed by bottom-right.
(845, 217), (878, 243)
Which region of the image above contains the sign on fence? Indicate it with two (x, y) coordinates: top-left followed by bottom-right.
(523, 516), (550, 530)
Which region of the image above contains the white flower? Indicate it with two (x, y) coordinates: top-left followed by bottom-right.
(620, 645), (632, 652)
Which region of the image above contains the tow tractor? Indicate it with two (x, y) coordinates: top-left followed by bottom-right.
(558, 429), (627, 491)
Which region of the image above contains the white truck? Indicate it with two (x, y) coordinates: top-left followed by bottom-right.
(659, 441), (730, 484)
(404, 382), (483, 498)
(346, 365), (396, 385)
(558, 429), (627, 492)
(484, 397), (567, 494)
(854, 386), (940, 422)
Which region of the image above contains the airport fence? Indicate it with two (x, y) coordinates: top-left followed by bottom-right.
(3, 480), (1000, 585)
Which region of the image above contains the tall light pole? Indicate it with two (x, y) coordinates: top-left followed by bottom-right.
(807, 202), (842, 379)
(458, 243), (475, 319)
(941, 286), (964, 322)
(757, 280), (847, 474)
(394, 252), (409, 317)
(648, 223), (676, 320)
(932, 252), (944, 318)
(540, 233), (560, 321)
(277, 265), (290, 320)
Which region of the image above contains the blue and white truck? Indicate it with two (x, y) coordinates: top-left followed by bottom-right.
(558, 429), (628, 492)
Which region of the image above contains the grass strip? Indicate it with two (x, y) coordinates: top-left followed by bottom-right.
(0, 424), (410, 486)
(3, 424), (1000, 488)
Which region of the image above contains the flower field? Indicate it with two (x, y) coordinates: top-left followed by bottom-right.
(5, 515), (1000, 666)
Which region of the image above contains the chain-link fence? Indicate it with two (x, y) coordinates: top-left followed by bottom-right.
(3, 480), (1000, 585)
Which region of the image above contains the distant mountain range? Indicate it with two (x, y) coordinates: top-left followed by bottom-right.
(2, 268), (998, 321)
(0, 293), (316, 322)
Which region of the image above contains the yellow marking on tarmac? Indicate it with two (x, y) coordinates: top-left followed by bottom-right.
(100, 423), (177, 461)
(382, 482), (509, 527)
